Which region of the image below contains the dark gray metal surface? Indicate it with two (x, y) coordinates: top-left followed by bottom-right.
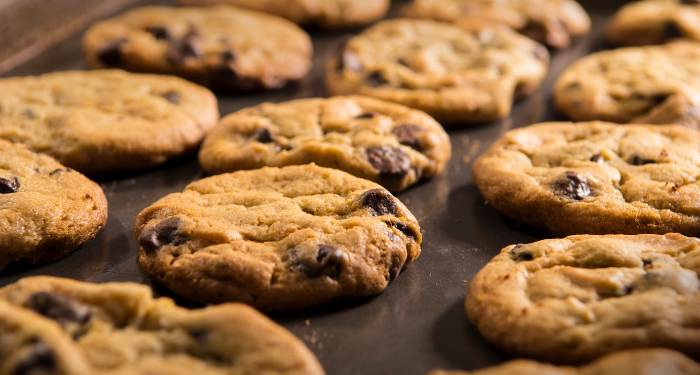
(1, 1), (628, 374)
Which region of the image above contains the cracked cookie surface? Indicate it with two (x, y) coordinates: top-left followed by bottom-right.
(325, 18), (549, 124)
(402, 0), (590, 48)
(135, 164), (421, 311)
(0, 140), (107, 272)
(0, 70), (218, 175)
(607, 0), (700, 46)
(177, 0), (390, 29)
(83, 5), (312, 92)
(472, 122), (700, 236)
(429, 348), (700, 375)
(198, 96), (451, 192)
(0, 276), (325, 375)
(554, 41), (700, 130)
(466, 234), (700, 365)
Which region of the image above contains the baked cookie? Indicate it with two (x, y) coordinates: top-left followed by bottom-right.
(607, 0), (700, 46)
(198, 96), (451, 192)
(0, 276), (325, 375)
(325, 18), (549, 124)
(0, 70), (218, 175)
(472, 121), (700, 236)
(466, 234), (700, 365)
(83, 5), (312, 92)
(0, 140), (107, 272)
(402, 0), (590, 48)
(554, 41), (700, 130)
(176, 0), (390, 29)
(135, 164), (421, 311)
(428, 349), (700, 375)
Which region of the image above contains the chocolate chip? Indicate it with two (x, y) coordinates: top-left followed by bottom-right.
(189, 329), (208, 344)
(49, 168), (70, 176)
(387, 221), (417, 240)
(623, 285), (634, 295)
(590, 154), (604, 163)
(98, 39), (126, 67)
(392, 124), (424, 151)
(139, 217), (187, 252)
(291, 244), (347, 279)
(12, 341), (55, 375)
(355, 111), (378, 119)
(554, 171), (591, 200)
(664, 21), (683, 39)
(220, 51), (235, 62)
(167, 32), (203, 64)
(366, 71), (386, 87)
(397, 58), (410, 67)
(366, 146), (411, 180)
(517, 252), (533, 261)
(359, 188), (396, 216)
(146, 26), (171, 40)
(533, 45), (548, 62)
(208, 65), (261, 93)
(162, 91), (181, 104)
(23, 109), (35, 119)
(567, 82), (580, 89)
(0, 177), (19, 194)
(25, 292), (92, 325)
(252, 128), (274, 143)
(630, 155), (655, 165)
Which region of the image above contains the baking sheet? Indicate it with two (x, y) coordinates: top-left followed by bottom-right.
(0, 1), (628, 374)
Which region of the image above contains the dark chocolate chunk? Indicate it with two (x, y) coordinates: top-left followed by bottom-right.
(392, 124), (423, 151)
(0, 177), (20, 194)
(162, 91), (181, 104)
(622, 285), (634, 295)
(25, 292), (92, 325)
(387, 221), (417, 240)
(630, 155), (655, 165)
(291, 244), (347, 279)
(590, 154), (604, 163)
(146, 26), (171, 40)
(663, 21), (683, 39)
(139, 217), (187, 252)
(208, 65), (261, 93)
(355, 111), (378, 119)
(23, 109), (35, 119)
(366, 146), (411, 180)
(252, 128), (274, 143)
(366, 71), (387, 87)
(11, 341), (56, 375)
(167, 32), (203, 64)
(517, 251), (533, 261)
(220, 50), (235, 62)
(98, 39), (126, 67)
(554, 171), (591, 200)
(359, 188), (397, 216)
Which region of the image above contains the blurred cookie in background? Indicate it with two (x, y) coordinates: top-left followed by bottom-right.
(607, 0), (700, 46)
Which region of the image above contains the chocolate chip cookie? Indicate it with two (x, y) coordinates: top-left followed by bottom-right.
(554, 41), (700, 129)
(429, 348), (700, 375)
(0, 276), (325, 374)
(402, 0), (591, 48)
(198, 96), (451, 192)
(135, 164), (421, 311)
(466, 234), (700, 364)
(325, 18), (549, 124)
(0, 140), (107, 272)
(83, 5), (312, 92)
(472, 121), (700, 236)
(177, 0), (390, 29)
(607, 0), (700, 46)
(0, 70), (218, 175)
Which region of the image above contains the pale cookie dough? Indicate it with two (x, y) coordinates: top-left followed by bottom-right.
(607, 0), (700, 46)
(135, 164), (421, 311)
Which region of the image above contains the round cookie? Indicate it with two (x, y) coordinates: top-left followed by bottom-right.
(0, 276), (325, 375)
(466, 234), (700, 365)
(554, 41), (700, 130)
(402, 0), (591, 48)
(428, 349), (700, 375)
(471, 121), (700, 237)
(135, 164), (421, 311)
(0, 70), (218, 175)
(83, 5), (312, 92)
(0, 140), (107, 272)
(177, 0), (390, 29)
(198, 96), (451, 192)
(607, 0), (700, 46)
(325, 18), (549, 124)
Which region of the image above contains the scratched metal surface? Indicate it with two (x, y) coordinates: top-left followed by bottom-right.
(0, 1), (628, 374)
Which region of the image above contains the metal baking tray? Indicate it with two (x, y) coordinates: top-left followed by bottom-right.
(0, 1), (628, 374)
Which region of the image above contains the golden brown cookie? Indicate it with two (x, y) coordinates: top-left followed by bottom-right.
(607, 0), (700, 46)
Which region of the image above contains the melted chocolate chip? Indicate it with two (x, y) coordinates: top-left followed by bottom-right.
(392, 124), (424, 151)
(98, 39), (126, 67)
(387, 221), (417, 240)
(208, 66), (261, 93)
(554, 171), (591, 200)
(292, 244), (347, 279)
(189, 329), (208, 344)
(0, 177), (20, 194)
(590, 154), (604, 163)
(664, 21), (683, 39)
(146, 26), (171, 40)
(12, 341), (55, 375)
(49, 168), (71, 176)
(139, 217), (187, 252)
(567, 82), (580, 89)
(517, 251), (533, 261)
(397, 58), (410, 67)
(252, 128), (274, 143)
(25, 292), (92, 325)
(366, 71), (387, 87)
(366, 146), (411, 180)
(220, 51), (235, 62)
(167, 32), (203, 64)
(355, 111), (378, 119)
(630, 155), (655, 165)
(162, 91), (181, 104)
(359, 189), (396, 216)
